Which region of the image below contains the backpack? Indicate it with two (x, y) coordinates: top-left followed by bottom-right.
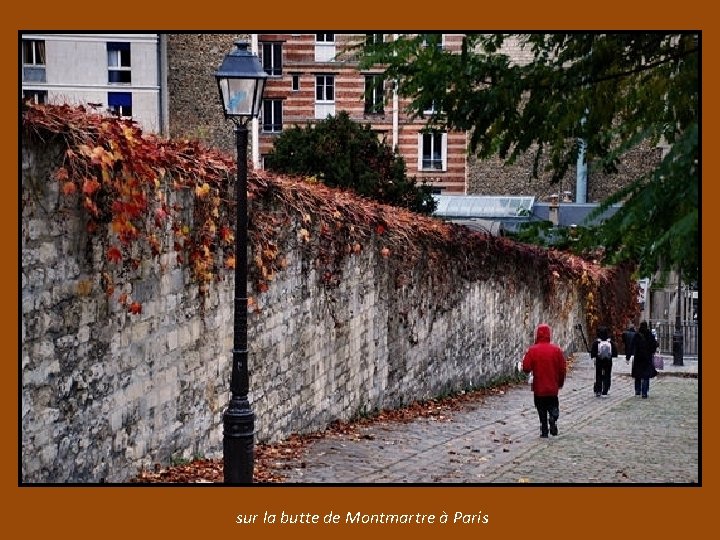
(597, 338), (612, 360)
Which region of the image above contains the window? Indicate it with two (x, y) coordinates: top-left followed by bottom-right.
(423, 100), (438, 116)
(418, 131), (447, 171)
(364, 74), (384, 114)
(316, 75), (334, 101)
(107, 42), (131, 84)
(421, 33), (444, 49)
(291, 74), (299, 91)
(108, 92), (132, 117)
(262, 99), (283, 133)
(261, 42), (282, 76)
(22, 39), (45, 65)
(22, 90), (47, 105)
(315, 75), (335, 119)
(366, 33), (384, 45)
(22, 39), (46, 82)
(315, 33), (336, 62)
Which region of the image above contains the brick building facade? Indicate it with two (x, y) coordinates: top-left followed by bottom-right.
(255, 33), (467, 194)
(164, 33), (661, 202)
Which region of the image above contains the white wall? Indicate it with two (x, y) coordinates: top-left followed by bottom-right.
(21, 33), (161, 133)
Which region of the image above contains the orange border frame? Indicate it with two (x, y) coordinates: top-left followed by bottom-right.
(6, 2), (712, 538)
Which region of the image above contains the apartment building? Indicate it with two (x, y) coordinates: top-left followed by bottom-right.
(254, 33), (468, 194)
(20, 33), (164, 133)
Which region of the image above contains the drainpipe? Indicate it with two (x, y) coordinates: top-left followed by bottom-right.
(392, 34), (399, 153)
(576, 116), (587, 203)
(250, 34), (261, 169)
(157, 33), (169, 137)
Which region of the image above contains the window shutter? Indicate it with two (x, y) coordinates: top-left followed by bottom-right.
(441, 132), (448, 172)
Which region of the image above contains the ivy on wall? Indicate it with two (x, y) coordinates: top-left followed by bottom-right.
(22, 103), (638, 338)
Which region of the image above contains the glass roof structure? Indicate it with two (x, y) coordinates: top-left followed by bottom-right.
(433, 195), (535, 219)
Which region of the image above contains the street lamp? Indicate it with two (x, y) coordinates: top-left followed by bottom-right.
(673, 268), (684, 366)
(214, 40), (267, 484)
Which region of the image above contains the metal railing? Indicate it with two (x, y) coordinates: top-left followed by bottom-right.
(649, 320), (699, 356)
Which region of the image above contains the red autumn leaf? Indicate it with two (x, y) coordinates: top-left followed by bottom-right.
(154, 206), (167, 225)
(118, 292), (128, 305)
(62, 182), (77, 195)
(107, 246), (122, 264)
(220, 226), (233, 243)
(82, 178), (101, 195)
(128, 302), (142, 314)
(54, 167), (69, 182)
(376, 224), (386, 235)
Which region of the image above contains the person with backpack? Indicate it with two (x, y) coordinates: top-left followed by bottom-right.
(631, 321), (659, 398)
(521, 323), (567, 438)
(590, 326), (618, 397)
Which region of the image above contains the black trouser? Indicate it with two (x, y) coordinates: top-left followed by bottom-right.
(534, 395), (559, 434)
(594, 358), (613, 395)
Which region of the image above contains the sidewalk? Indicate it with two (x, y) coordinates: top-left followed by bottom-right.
(277, 352), (699, 484)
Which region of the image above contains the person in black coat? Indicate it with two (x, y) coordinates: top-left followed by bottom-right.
(622, 323), (636, 363)
(590, 326), (618, 397)
(630, 321), (658, 398)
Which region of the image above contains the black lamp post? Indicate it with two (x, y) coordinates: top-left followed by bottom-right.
(214, 40), (267, 484)
(673, 268), (684, 366)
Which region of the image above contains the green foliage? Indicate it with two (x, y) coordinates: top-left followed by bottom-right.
(264, 111), (436, 214)
(358, 33), (699, 281)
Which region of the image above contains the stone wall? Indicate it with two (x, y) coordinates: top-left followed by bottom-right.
(467, 142), (663, 202)
(22, 137), (589, 483)
(21, 139), (234, 483)
(166, 33), (247, 152)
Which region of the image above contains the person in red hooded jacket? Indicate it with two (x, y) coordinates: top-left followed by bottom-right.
(522, 323), (567, 438)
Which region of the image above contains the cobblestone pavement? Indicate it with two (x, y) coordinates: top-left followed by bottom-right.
(280, 353), (699, 484)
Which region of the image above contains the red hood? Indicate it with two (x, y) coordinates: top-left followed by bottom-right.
(535, 324), (552, 343)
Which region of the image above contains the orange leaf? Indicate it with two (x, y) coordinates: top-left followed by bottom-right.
(195, 183), (211, 198)
(54, 167), (69, 182)
(62, 182), (77, 195)
(128, 302), (142, 315)
(83, 178), (101, 195)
